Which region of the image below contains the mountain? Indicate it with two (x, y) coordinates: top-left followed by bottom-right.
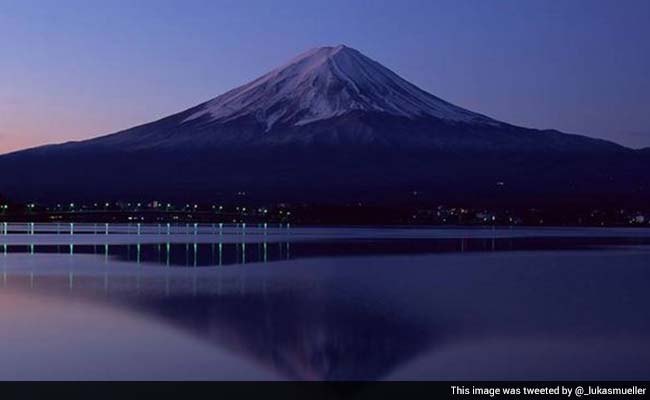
(1, 45), (648, 207)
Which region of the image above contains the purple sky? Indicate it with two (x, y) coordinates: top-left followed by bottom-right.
(1, 0), (649, 154)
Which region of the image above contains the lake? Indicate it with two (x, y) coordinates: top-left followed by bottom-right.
(1, 224), (649, 380)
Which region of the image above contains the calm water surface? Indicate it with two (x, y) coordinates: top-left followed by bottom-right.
(0, 226), (649, 380)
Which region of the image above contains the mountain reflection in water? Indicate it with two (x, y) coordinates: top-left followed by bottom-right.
(0, 253), (438, 380)
(133, 293), (434, 380)
(0, 231), (649, 380)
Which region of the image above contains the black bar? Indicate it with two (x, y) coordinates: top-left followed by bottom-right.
(1, 382), (648, 400)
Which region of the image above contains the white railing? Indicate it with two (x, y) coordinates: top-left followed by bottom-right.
(0, 222), (289, 236)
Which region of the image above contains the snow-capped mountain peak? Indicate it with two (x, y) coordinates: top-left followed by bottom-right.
(183, 45), (496, 129)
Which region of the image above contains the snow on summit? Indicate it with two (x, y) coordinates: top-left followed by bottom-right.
(184, 45), (497, 129)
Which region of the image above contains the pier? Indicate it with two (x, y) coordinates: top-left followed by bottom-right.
(1, 222), (650, 247)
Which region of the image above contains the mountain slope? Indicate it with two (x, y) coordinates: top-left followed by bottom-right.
(184, 45), (498, 129)
(0, 45), (648, 206)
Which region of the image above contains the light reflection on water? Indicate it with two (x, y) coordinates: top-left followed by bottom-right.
(0, 229), (649, 380)
(3, 235), (650, 268)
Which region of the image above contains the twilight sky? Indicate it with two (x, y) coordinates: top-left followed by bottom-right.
(1, 0), (649, 154)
